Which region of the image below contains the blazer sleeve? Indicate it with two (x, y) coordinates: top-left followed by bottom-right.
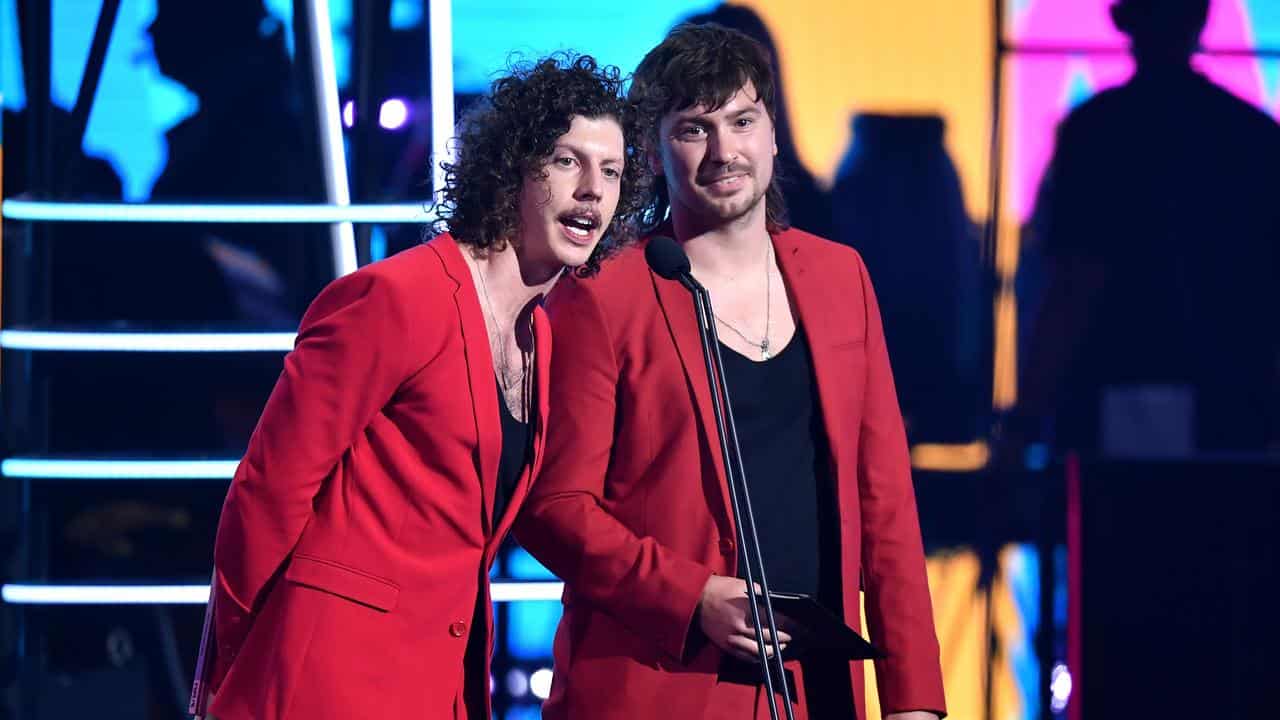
(514, 277), (713, 662)
(208, 267), (427, 690)
(853, 256), (948, 717)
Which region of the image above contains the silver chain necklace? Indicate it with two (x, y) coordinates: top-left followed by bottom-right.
(713, 242), (773, 360)
(476, 261), (528, 404)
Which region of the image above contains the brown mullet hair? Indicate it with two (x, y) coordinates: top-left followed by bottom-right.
(628, 22), (790, 233)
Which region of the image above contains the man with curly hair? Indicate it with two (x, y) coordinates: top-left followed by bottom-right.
(191, 53), (644, 720)
(516, 24), (946, 720)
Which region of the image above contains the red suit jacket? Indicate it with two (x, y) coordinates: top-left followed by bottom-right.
(199, 234), (551, 719)
(515, 228), (946, 719)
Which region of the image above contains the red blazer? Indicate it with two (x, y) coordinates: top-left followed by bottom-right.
(515, 228), (946, 720)
(199, 234), (551, 720)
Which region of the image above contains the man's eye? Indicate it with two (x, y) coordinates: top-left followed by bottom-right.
(555, 156), (576, 167)
(678, 125), (704, 138)
(603, 167), (621, 179)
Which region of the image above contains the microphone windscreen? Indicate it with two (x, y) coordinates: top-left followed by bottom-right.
(644, 236), (691, 280)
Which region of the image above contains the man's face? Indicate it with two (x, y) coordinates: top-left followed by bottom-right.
(655, 82), (777, 230)
(516, 114), (625, 269)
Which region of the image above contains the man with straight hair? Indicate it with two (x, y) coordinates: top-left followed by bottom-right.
(516, 22), (946, 720)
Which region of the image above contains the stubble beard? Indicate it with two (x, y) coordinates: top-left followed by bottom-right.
(678, 176), (769, 230)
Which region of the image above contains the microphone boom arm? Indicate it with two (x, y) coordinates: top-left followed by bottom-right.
(684, 273), (796, 720)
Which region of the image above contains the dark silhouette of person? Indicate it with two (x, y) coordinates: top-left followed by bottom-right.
(144, 0), (330, 328)
(141, 0), (341, 453)
(37, 1), (338, 459)
(831, 113), (983, 444)
(681, 4), (833, 238)
(1009, 0), (1280, 458)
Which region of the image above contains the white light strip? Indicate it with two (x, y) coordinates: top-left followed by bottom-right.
(428, 0), (455, 201)
(3, 585), (212, 605)
(1, 459), (241, 479)
(1, 582), (565, 605)
(0, 330), (296, 352)
(0, 199), (436, 224)
(306, 0), (358, 277)
(489, 581), (564, 603)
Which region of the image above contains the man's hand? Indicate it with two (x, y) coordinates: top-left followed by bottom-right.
(698, 575), (792, 663)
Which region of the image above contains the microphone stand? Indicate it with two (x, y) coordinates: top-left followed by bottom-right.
(676, 272), (797, 720)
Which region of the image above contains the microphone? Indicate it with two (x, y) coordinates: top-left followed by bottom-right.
(644, 236), (690, 281)
(644, 235), (795, 720)
(645, 236), (704, 296)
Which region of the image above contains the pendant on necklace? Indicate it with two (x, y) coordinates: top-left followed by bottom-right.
(760, 340), (771, 361)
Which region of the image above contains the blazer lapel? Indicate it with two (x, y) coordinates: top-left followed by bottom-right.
(431, 234), (500, 535)
(649, 248), (735, 529)
(490, 305), (551, 548)
(775, 231), (849, 502)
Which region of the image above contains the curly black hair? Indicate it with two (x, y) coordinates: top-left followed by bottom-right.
(432, 53), (650, 276)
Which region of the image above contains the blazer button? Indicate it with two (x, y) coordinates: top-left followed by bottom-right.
(719, 538), (735, 555)
(449, 621), (468, 638)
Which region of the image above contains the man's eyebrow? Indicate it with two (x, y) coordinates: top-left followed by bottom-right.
(670, 110), (711, 124)
(554, 142), (624, 165)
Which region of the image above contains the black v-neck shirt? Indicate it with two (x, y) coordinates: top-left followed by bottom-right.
(494, 379), (531, 527)
(719, 329), (842, 608)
